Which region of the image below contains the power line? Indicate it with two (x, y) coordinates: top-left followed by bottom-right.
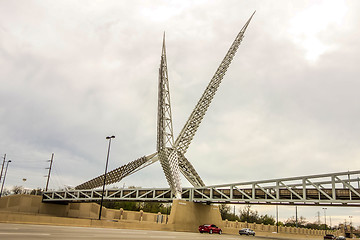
(52, 169), (64, 190)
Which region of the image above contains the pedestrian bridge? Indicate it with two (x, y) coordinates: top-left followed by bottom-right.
(43, 170), (360, 206)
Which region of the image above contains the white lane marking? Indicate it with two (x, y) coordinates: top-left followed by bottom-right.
(150, 236), (175, 238)
(117, 231), (148, 234)
(0, 233), (51, 236)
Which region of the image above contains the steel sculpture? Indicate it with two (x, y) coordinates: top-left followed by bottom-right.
(75, 12), (256, 198)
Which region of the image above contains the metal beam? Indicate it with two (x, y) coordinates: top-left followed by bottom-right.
(44, 170), (360, 206)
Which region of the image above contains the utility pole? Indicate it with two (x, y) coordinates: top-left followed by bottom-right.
(322, 208), (327, 234)
(317, 211), (321, 225)
(330, 216), (332, 230)
(0, 160), (11, 197)
(45, 153), (54, 191)
(0, 154), (6, 185)
(276, 205), (279, 233)
(295, 206), (298, 228)
(349, 216), (353, 238)
(345, 219), (347, 232)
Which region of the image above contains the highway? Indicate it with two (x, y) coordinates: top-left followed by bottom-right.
(0, 223), (318, 240)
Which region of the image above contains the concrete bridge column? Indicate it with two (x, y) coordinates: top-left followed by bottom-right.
(119, 208), (124, 220)
(167, 199), (222, 232)
(139, 210), (143, 222)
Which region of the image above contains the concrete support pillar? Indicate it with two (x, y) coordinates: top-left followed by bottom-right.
(168, 199), (222, 232)
(120, 208), (123, 220)
(139, 210), (143, 222)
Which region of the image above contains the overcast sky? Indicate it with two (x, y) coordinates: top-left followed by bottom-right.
(1, 0), (360, 227)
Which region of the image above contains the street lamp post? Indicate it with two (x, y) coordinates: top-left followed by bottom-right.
(0, 160), (12, 198)
(322, 208), (327, 234)
(349, 216), (353, 238)
(98, 135), (115, 220)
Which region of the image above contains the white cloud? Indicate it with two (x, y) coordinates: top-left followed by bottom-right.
(288, 0), (348, 62)
(1, 0), (360, 226)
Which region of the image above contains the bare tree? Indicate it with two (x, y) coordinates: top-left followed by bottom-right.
(285, 216), (307, 227)
(239, 205), (259, 223)
(12, 186), (24, 194)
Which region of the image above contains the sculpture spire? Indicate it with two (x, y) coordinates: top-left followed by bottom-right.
(157, 32), (175, 151)
(157, 33), (182, 198)
(174, 11), (256, 155)
(75, 12), (255, 194)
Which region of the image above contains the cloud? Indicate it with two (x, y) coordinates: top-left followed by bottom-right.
(1, 0), (360, 226)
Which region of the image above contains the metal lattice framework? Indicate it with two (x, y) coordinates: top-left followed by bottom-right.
(157, 34), (182, 198)
(45, 170), (360, 206)
(75, 154), (156, 190)
(174, 12), (255, 156)
(75, 12), (256, 196)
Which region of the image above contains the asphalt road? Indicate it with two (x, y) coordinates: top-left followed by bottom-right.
(0, 223), (235, 240)
(0, 223), (313, 240)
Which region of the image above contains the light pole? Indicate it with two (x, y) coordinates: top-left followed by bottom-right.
(0, 160), (11, 198)
(98, 135), (115, 220)
(349, 216), (353, 238)
(322, 208), (327, 234)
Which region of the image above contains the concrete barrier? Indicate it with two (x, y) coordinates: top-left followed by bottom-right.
(222, 218), (343, 238)
(0, 194), (344, 237)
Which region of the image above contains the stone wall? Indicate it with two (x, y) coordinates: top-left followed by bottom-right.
(222, 219), (343, 237)
(0, 195), (221, 233)
(0, 195), (170, 223)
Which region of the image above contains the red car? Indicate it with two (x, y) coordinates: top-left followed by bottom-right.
(198, 224), (222, 234)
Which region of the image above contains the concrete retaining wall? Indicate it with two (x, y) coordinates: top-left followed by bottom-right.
(0, 195), (170, 222)
(0, 194), (342, 237)
(222, 219), (342, 237)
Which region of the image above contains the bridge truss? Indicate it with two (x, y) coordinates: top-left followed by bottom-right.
(43, 170), (360, 206)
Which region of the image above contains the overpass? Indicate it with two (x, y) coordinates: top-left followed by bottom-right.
(43, 170), (360, 206)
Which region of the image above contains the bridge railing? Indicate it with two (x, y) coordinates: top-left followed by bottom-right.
(43, 170), (360, 206)
(189, 170), (360, 205)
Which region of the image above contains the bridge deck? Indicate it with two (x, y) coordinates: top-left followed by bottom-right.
(43, 170), (360, 206)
